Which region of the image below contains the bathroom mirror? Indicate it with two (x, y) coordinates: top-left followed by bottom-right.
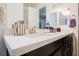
(49, 8), (71, 27)
(59, 9), (71, 25)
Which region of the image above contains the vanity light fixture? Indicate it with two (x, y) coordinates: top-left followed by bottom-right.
(57, 8), (67, 12)
(62, 10), (70, 16)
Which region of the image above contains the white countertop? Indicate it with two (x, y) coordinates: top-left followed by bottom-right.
(4, 29), (73, 56)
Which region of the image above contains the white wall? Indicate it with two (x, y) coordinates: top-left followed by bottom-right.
(7, 3), (23, 29)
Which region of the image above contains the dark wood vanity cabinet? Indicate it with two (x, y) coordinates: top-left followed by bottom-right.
(63, 35), (73, 56)
(22, 34), (73, 56)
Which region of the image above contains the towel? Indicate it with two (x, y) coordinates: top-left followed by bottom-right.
(69, 19), (76, 28)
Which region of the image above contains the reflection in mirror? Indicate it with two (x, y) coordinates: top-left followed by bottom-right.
(39, 7), (46, 29)
(59, 9), (70, 25)
(50, 12), (57, 27)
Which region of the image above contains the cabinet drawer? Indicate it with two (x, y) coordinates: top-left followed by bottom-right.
(49, 46), (63, 56)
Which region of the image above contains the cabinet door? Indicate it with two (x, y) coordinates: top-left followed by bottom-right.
(63, 35), (73, 56)
(22, 39), (63, 56)
(50, 46), (63, 56)
(69, 35), (73, 55)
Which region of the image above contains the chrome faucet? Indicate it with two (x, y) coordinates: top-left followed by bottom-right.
(29, 26), (38, 34)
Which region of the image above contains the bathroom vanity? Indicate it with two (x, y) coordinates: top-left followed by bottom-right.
(4, 29), (73, 56)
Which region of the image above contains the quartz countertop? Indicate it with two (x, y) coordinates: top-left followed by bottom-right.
(4, 28), (73, 56)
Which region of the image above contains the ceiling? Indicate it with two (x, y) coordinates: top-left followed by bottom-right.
(24, 3), (68, 8)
